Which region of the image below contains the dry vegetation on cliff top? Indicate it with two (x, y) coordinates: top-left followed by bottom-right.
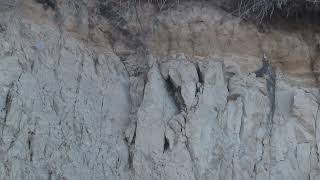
(100, 0), (320, 23)
(1, 0), (319, 24)
(223, 0), (320, 22)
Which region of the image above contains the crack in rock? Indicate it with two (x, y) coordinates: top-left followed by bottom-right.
(254, 54), (276, 179)
(255, 54), (276, 137)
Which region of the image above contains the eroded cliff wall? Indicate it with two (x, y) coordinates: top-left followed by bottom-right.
(0, 0), (320, 179)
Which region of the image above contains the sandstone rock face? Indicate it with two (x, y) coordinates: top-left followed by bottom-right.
(0, 1), (320, 180)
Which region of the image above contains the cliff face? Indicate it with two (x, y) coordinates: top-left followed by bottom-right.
(0, 0), (320, 180)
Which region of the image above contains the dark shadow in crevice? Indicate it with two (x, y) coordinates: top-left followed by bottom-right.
(35, 0), (57, 10)
(165, 77), (187, 112)
(163, 135), (170, 153)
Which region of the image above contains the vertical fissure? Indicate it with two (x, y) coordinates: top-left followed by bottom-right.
(27, 131), (35, 162)
(163, 135), (170, 153)
(2, 84), (13, 136)
(254, 54), (276, 138)
(165, 77), (187, 112)
(254, 54), (276, 180)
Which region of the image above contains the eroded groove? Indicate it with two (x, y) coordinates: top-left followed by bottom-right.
(254, 55), (276, 137)
(165, 77), (187, 112)
(163, 135), (170, 153)
(254, 54), (276, 179)
(27, 131), (35, 162)
(315, 101), (320, 163)
(48, 170), (52, 180)
(239, 96), (245, 141)
(2, 84), (13, 136)
(127, 125), (136, 169)
(125, 75), (147, 169)
(191, 63), (204, 110)
(92, 55), (100, 76)
(3, 90), (12, 123)
(195, 63), (204, 85)
(185, 136), (200, 180)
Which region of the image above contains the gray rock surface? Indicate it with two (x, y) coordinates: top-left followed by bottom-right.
(0, 1), (320, 180)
